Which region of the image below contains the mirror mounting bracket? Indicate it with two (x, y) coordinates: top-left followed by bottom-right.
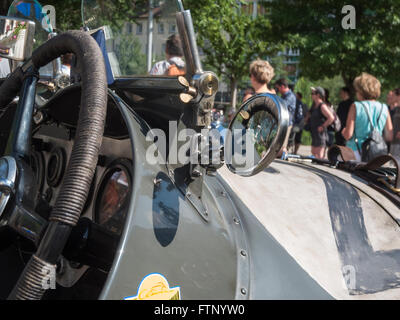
(189, 132), (223, 178)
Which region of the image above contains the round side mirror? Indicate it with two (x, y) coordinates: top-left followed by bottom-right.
(224, 93), (289, 176)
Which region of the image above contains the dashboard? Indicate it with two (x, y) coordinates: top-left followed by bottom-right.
(27, 84), (134, 237)
(32, 125), (133, 237)
(0, 86), (136, 299)
(23, 86), (135, 295)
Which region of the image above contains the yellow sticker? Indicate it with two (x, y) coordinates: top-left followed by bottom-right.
(124, 273), (181, 300)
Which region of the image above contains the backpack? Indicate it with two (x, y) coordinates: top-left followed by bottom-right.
(167, 61), (185, 76)
(327, 105), (341, 132)
(355, 101), (387, 162)
(294, 99), (304, 128)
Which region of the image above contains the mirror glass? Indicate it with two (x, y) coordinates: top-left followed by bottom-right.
(224, 93), (289, 177)
(0, 16), (35, 61)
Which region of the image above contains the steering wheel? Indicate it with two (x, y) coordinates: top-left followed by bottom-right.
(0, 31), (108, 300)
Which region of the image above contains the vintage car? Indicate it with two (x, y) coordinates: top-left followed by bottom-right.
(0, 0), (399, 300)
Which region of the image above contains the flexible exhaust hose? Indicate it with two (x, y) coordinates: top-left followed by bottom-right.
(0, 66), (24, 108)
(7, 31), (107, 300)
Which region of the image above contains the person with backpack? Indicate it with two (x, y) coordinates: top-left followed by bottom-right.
(341, 73), (393, 162)
(309, 86), (335, 159)
(149, 34), (185, 76)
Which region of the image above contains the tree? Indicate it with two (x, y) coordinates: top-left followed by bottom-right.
(184, 0), (281, 110)
(269, 55), (289, 82)
(262, 0), (400, 91)
(44, 0), (82, 31)
(115, 33), (147, 75)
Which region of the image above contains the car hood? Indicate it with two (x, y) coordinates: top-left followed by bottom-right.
(219, 159), (400, 299)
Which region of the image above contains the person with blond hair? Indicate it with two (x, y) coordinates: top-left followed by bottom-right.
(247, 59), (293, 157)
(341, 73), (393, 161)
(248, 59), (275, 95)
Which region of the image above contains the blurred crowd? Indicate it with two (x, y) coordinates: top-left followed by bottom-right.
(213, 58), (400, 162)
(2, 34), (398, 163)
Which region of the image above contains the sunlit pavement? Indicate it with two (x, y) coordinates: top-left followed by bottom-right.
(295, 145), (312, 157)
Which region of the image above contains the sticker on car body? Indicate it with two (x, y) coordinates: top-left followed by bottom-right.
(124, 273), (181, 300)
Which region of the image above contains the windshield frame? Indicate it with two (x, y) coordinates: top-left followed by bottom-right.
(80, 0), (201, 79)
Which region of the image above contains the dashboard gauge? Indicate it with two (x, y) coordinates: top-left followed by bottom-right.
(46, 147), (66, 187)
(30, 150), (45, 193)
(94, 159), (132, 235)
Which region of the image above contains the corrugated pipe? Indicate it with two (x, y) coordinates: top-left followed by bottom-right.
(5, 31), (107, 300)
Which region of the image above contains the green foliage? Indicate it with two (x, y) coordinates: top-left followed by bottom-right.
(269, 55), (289, 81)
(294, 77), (314, 108)
(301, 130), (312, 146)
(262, 0), (400, 91)
(114, 33), (147, 75)
(44, 0), (82, 31)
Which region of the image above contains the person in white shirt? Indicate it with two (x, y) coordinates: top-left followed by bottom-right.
(149, 34), (185, 76)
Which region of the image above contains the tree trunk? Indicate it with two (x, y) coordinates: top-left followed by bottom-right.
(230, 78), (238, 111)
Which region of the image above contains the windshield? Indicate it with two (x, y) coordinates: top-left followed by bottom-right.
(2, 0), (186, 79)
(81, 0), (183, 77)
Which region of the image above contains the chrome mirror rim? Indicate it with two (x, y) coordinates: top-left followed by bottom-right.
(225, 92), (289, 177)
